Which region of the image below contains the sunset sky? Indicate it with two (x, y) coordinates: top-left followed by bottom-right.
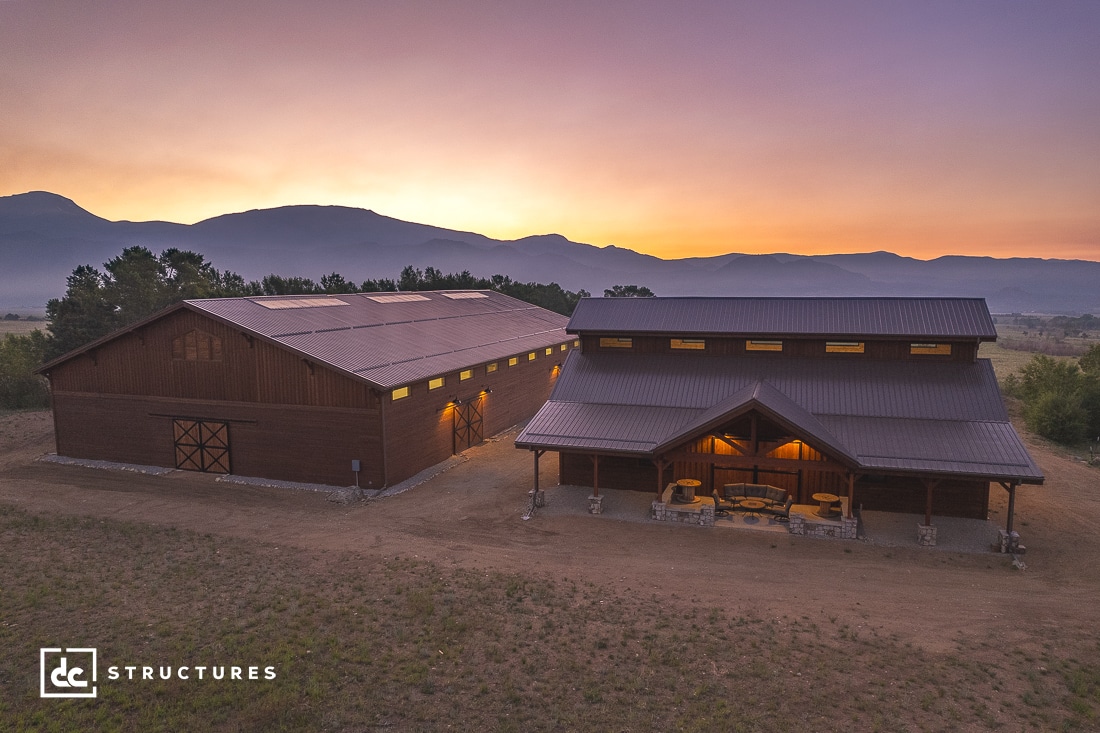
(2, 0), (1097, 261)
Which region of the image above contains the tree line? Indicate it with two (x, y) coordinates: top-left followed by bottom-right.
(3, 246), (654, 410)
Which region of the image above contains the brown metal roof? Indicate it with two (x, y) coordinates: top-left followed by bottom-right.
(183, 291), (569, 389)
(39, 290), (569, 390)
(515, 351), (1043, 483)
(567, 297), (998, 340)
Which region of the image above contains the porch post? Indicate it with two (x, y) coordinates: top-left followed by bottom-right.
(533, 450), (542, 493)
(1005, 481), (1017, 534)
(593, 454), (600, 497)
(847, 472), (855, 519)
(924, 480), (934, 527)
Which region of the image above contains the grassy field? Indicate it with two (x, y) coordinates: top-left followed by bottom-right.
(0, 320), (47, 336)
(2, 505), (1098, 732)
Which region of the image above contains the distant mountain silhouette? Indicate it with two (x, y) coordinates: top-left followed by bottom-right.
(1, 191), (1097, 314)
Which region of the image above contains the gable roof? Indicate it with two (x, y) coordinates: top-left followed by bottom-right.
(40, 290), (570, 390)
(652, 380), (858, 464)
(567, 297), (997, 340)
(515, 351), (1043, 483)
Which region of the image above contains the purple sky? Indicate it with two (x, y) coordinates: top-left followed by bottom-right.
(2, 0), (1097, 260)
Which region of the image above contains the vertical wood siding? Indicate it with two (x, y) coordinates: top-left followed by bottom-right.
(382, 344), (570, 485)
(52, 392), (384, 487)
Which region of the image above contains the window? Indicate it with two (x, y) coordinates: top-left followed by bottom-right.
(671, 338), (706, 350)
(460, 369), (473, 381)
(392, 386), (409, 400)
(253, 297), (348, 309)
(508, 356), (519, 367)
(527, 352), (536, 361)
(441, 292), (489, 299)
(911, 343), (952, 355)
(560, 344), (568, 352)
(545, 347), (553, 356)
(172, 330), (222, 361)
(746, 340), (783, 352)
(365, 293), (430, 303)
(599, 337), (633, 349)
(826, 341), (865, 354)
(573, 340), (580, 348)
(486, 362), (498, 373)
(428, 377), (444, 390)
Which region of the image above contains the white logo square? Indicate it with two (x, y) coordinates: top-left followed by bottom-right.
(40, 647), (98, 698)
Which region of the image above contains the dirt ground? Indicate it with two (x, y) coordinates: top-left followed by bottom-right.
(2, 409), (1098, 659)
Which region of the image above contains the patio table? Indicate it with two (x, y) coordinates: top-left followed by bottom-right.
(812, 492), (840, 517)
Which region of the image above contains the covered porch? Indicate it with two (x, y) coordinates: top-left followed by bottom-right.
(534, 483), (1006, 552)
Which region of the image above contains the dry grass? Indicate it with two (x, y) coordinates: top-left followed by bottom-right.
(2, 505), (1098, 732)
(0, 320), (47, 336)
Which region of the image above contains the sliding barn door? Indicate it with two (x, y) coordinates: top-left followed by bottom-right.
(173, 419), (231, 473)
(452, 398), (484, 453)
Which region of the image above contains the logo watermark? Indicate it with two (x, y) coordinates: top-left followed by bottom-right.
(39, 646), (277, 699)
(40, 648), (98, 698)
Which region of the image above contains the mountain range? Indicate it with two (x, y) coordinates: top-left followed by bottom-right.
(1, 191), (1097, 314)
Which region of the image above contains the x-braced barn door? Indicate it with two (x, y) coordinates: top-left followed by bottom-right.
(173, 419), (231, 473)
(453, 398), (484, 453)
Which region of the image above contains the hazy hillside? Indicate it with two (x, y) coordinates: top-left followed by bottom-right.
(1, 191), (1097, 314)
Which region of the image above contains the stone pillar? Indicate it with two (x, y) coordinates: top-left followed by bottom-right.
(788, 513), (806, 536)
(917, 524), (937, 547)
(699, 503), (715, 527)
(528, 489), (545, 508)
(588, 495), (603, 514)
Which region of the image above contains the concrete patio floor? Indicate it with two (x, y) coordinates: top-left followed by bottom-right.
(536, 484), (1002, 553)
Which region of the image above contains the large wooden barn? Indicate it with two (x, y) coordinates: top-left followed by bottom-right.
(39, 290), (574, 488)
(516, 297), (1043, 529)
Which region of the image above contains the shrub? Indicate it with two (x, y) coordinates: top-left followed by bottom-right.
(0, 331), (50, 409)
(1024, 391), (1089, 445)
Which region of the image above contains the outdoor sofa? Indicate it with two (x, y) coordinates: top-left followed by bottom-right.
(720, 483), (794, 517)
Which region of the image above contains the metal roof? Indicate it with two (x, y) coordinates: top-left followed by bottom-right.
(38, 290), (569, 390)
(515, 351), (1043, 483)
(183, 291), (569, 389)
(567, 297), (998, 340)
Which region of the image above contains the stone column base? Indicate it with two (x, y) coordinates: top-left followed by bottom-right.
(588, 495), (603, 514)
(917, 524), (937, 547)
(528, 489), (546, 508)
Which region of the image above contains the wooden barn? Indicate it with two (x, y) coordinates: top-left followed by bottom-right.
(516, 297), (1043, 531)
(39, 290), (574, 488)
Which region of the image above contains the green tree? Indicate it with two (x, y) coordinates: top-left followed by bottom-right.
(0, 330), (50, 409)
(319, 273), (359, 294)
(1011, 355), (1082, 402)
(603, 284), (655, 298)
(46, 248), (253, 359)
(1079, 344), (1100, 377)
(256, 274), (322, 295)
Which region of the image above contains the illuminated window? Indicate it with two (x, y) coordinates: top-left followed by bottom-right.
(573, 340), (580, 348)
(172, 330), (223, 362)
(599, 337), (633, 349)
(911, 343), (952, 355)
(459, 369), (473, 381)
(746, 340), (783, 352)
(508, 357), (519, 367)
(527, 352), (536, 361)
(826, 341), (865, 354)
(428, 377), (444, 390)
(545, 347), (553, 356)
(486, 362), (498, 373)
(560, 344), (568, 352)
(392, 386), (409, 400)
(671, 338), (706, 350)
